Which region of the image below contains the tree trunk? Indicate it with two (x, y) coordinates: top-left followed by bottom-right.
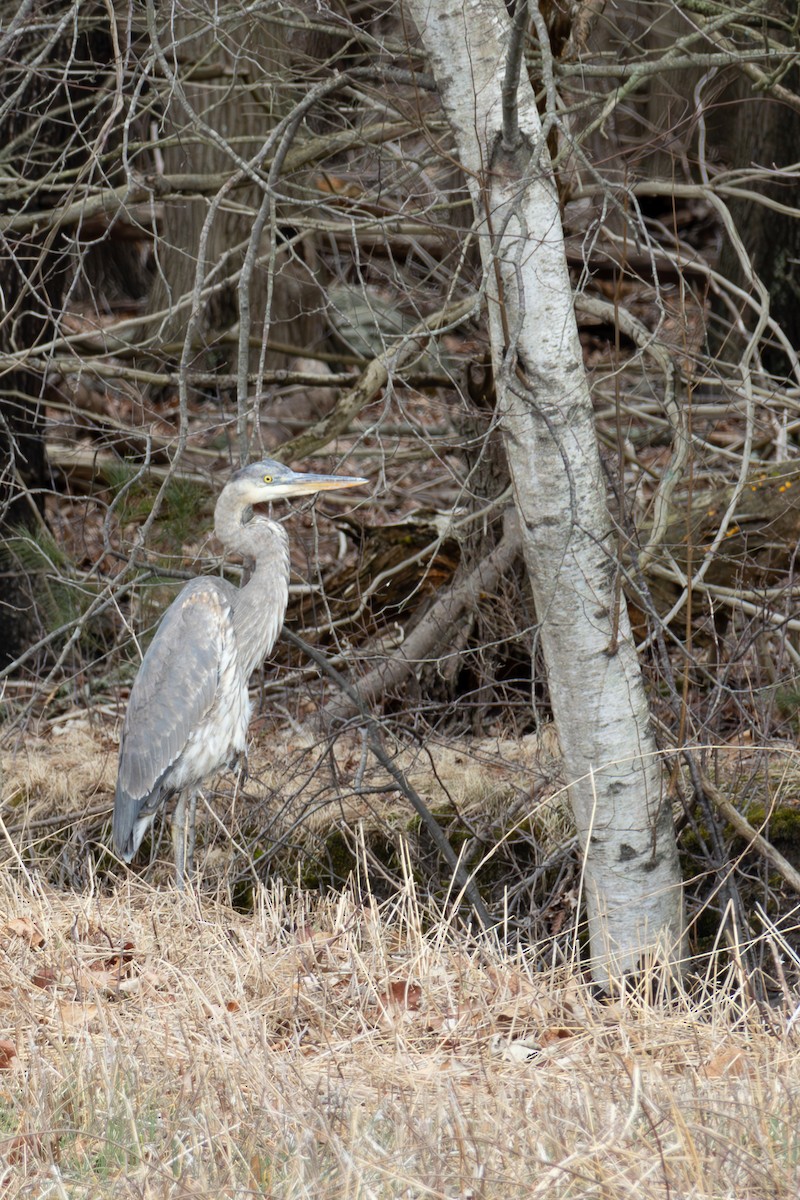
(0, 2), (111, 666)
(145, 7), (325, 393)
(715, 74), (800, 377)
(404, 0), (685, 984)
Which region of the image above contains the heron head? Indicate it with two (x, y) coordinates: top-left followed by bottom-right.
(228, 459), (368, 505)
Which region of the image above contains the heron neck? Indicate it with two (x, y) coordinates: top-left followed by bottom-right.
(215, 494), (290, 676)
(235, 531), (290, 677)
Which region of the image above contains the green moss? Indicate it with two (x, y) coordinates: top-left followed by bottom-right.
(406, 805), (472, 854)
(744, 804), (800, 853)
(680, 802), (800, 859)
(775, 687), (800, 715)
(4, 527), (105, 651)
(298, 829), (358, 890)
(679, 797), (800, 958)
(105, 460), (153, 526)
(775, 687), (800, 732)
(160, 475), (209, 550)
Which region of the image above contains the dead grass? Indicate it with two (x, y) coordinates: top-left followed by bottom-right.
(0, 719), (569, 904)
(0, 864), (796, 1198)
(3, 726), (800, 1195)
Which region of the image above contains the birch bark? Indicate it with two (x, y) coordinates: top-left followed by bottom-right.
(405, 0), (685, 983)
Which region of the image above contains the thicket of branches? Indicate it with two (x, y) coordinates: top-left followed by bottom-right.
(2, 0), (800, 960)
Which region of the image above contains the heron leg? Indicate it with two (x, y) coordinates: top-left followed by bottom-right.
(172, 791), (198, 888)
(228, 748), (248, 783)
(185, 791), (197, 879)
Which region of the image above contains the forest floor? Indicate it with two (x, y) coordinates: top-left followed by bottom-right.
(1, 726), (800, 1198)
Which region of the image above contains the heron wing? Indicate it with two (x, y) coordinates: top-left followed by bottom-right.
(117, 577), (236, 808)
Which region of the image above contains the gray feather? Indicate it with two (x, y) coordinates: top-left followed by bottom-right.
(114, 578), (234, 852)
(112, 457), (366, 874)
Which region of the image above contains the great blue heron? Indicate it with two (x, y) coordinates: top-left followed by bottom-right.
(113, 458), (367, 883)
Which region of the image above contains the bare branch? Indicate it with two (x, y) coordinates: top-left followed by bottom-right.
(274, 294), (478, 463)
(501, 0), (529, 152)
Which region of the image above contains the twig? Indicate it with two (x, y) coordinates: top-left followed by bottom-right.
(696, 11), (800, 117)
(0, 123), (416, 237)
(281, 627), (495, 931)
(575, 294), (685, 571)
(573, 1), (766, 146)
(320, 509), (521, 723)
(274, 293), (478, 463)
(501, 0), (529, 152)
(701, 774), (800, 897)
(0, 0), (36, 60)
(529, 1), (559, 142)
(236, 73), (353, 461)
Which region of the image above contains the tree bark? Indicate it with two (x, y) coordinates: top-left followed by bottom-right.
(404, 0), (685, 983)
(715, 74), (800, 376)
(0, 2), (111, 665)
(145, 6), (324, 389)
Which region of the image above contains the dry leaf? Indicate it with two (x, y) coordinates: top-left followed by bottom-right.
(702, 1044), (750, 1079)
(2, 1133), (41, 1164)
(548, 908), (568, 936)
(0, 1041), (16, 1070)
(485, 967), (538, 1000)
(539, 1026), (580, 1046)
(116, 970), (167, 997)
(493, 1012), (521, 1034)
(202, 1001), (239, 1020)
(379, 980), (422, 1011)
(2, 918), (44, 948)
(57, 1001), (99, 1029)
(31, 966), (58, 990)
(250, 1153), (269, 1186)
(314, 175), (362, 198)
(92, 941), (136, 973)
(87, 946), (135, 982)
(79, 968), (123, 995)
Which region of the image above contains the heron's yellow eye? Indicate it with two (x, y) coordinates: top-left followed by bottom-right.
(262, 474), (272, 483)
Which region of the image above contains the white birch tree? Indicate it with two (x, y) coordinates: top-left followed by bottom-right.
(404, 0), (685, 984)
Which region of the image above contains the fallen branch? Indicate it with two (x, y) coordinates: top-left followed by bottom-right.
(281, 628), (495, 932)
(273, 293), (478, 463)
(701, 774), (800, 896)
(320, 508), (522, 724)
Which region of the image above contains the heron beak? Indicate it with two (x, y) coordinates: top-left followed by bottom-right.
(283, 471), (368, 496)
